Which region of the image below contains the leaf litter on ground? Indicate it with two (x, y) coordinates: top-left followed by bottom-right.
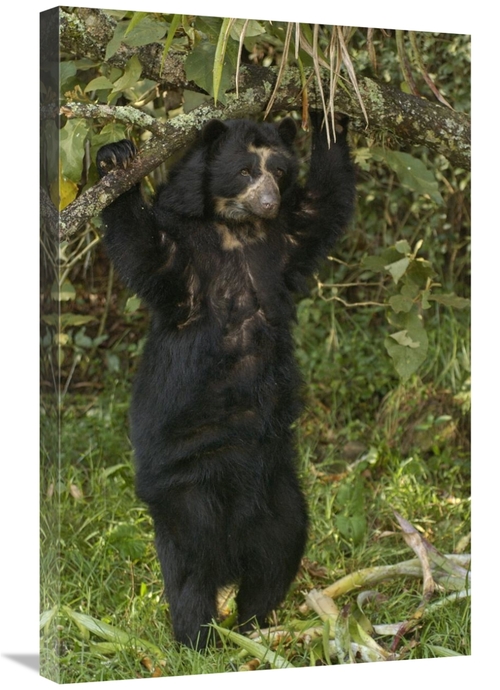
(40, 512), (470, 670)
(221, 510), (470, 666)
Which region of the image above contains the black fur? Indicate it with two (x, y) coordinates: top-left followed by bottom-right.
(97, 113), (355, 648)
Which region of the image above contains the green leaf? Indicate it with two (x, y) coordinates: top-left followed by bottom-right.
(395, 239), (411, 254)
(428, 293), (471, 309)
(389, 330), (420, 348)
(84, 76), (114, 93)
(213, 18), (234, 104)
(60, 314), (96, 328)
(60, 119), (89, 183)
(42, 313), (96, 328)
(374, 148), (444, 205)
(334, 476), (366, 545)
(389, 294), (414, 313)
(111, 55), (143, 95)
(90, 123), (128, 153)
(229, 19), (265, 40)
(385, 339), (424, 381)
(185, 42), (215, 95)
(362, 247), (403, 274)
(361, 247), (403, 273)
(405, 258), (435, 286)
(42, 315), (57, 329)
(335, 514), (367, 545)
(361, 255), (388, 273)
(161, 14), (182, 68)
(194, 16), (223, 42)
(106, 352), (121, 373)
(125, 295), (142, 313)
(124, 11), (148, 36)
(385, 257), (410, 284)
(385, 310), (429, 381)
(421, 289), (432, 310)
(74, 327), (93, 349)
(122, 16), (166, 46)
(105, 21), (128, 61)
(60, 61), (77, 90)
(185, 30), (238, 103)
(51, 280), (76, 301)
(353, 147), (372, 172)
(401, 283), (420, 300)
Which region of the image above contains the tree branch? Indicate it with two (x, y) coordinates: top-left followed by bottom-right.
(57, 7), (470, 239)
(59, 7), (470, 164)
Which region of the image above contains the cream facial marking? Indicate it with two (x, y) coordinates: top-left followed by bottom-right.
(248, 144), (274, 173)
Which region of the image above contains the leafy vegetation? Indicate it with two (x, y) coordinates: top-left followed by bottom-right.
(40, 7), (470, 682)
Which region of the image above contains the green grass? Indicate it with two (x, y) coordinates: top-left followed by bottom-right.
(40, 296), (470, 682)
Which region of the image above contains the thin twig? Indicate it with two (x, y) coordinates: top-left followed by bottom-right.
(318, 295), (386, 308)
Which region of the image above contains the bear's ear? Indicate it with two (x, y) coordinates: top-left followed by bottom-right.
(201, 119), (229, 145)
(277, 118), (297, 146)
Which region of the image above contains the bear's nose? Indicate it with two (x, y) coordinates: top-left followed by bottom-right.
(260, 193), (279, 216)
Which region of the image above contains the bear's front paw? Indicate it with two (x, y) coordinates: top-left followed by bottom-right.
(96, 139), (137, 178)
(333, 112), (349, 135)
(309, 110), (349, 137)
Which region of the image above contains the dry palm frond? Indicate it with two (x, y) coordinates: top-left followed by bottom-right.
(263, 22), (294, 119)
(408, 31), (453, 109)
(336, 26), (368, 123)
(259, 23), (368, 139)
(310, 24), (331, 143)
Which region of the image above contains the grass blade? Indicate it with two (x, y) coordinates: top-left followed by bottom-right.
(427, 645), (464, 657)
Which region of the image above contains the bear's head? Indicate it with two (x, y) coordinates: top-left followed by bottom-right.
(202, 118), (299, 223)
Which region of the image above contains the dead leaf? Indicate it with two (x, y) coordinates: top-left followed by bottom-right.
(69, 484), (84, 500)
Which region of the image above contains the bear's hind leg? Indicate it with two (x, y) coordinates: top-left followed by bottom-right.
(236, 472), (307, 632)
(154, 529), (219, 649)
(148, 491), (227, 649)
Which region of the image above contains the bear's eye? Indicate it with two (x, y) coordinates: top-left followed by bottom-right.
(240, 168), (251, 177)
(275, 168), (284, 178)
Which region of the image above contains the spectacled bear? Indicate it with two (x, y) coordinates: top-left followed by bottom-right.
(96, 112), (355, 648)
